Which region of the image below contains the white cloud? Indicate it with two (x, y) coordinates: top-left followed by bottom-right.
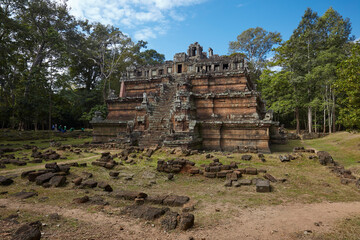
(56, 0), (206, 40)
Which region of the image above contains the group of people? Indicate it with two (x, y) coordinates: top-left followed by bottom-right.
(52, 124), (83, 133)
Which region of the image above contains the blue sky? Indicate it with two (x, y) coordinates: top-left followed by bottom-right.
(61, 0), (360, 60)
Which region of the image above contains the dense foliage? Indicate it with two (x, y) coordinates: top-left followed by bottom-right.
(256, 7), (358, 133)
(0, 0), (163, 130)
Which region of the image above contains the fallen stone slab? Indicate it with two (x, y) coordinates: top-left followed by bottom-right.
(49, 176), (66, 187)
(0, 176), (14, 186)
(73, 195), (89, 204)
(13, 191), (38, 199)
(146, 195), (167, 205)
(114, 190), (147, 200)
(12, 221), (41, 240)
(122, 205), (168, 221)
(10, 160), (27, 166)
(245, 167), (257, 175)
(237, 179), (252, 186)
(204, 172), (216, 178)
(82, 172), (93, 179)
(28, 170), (51, 182)
(264, 173), (277, 182)
(98, 182), (113, 192)
(163, 195), (190, 207)
(80, 180), (98, 188)
(179, 213), (194, 230)
(35, 172), (56, 185)
(45, 162), (60, 172)
(21, 170), (36, 178)
(256, 179), (271, 193)
(72, 177), (83, 186)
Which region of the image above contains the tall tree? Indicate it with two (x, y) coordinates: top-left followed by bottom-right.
(84, 22), (146, 101)
(335, 43), (360, 129)
(138, 49), (165, 65)
(229, 27), (281, 81)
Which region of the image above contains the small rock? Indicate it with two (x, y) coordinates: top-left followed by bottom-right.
(73, 195), (89, 204)
(12, 221), (42, 240)
(179, 213), (194, 230)
(168, 173), (174, 180)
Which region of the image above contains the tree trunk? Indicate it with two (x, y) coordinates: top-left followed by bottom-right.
(308, 106), (312, 133)
(332, 91), (336, 133)
(323, 108), (326, 133)
(295, 107), (300, 134)
(314, 110), (317, 133)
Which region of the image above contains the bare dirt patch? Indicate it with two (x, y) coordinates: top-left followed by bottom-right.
(1, 198), (360, 240)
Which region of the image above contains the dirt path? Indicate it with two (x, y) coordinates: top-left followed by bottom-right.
(1, 198), (360, 240)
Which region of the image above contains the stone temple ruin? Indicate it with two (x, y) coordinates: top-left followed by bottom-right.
(91, 42), (278, 153)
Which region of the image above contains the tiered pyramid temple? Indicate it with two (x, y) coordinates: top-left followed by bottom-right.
(91, 43), (278, 153)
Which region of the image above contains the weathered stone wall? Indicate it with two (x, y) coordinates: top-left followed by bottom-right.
(91, 43), (278, 152)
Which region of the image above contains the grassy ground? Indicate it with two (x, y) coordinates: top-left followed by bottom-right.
(1, 130), (360, 238)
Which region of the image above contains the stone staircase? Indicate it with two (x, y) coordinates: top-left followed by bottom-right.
(138, 80), (178, 147)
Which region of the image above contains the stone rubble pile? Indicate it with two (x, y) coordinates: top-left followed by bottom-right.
(91, 152), (118, 169)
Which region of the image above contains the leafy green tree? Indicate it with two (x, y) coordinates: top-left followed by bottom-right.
(84, 22), (146, 102)
(335, 43), (360, 129)
(138, 49), (165, 65)
(229, 27), (281, 81)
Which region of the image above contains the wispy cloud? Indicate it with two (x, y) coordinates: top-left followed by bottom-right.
(57, 0), (207, 40)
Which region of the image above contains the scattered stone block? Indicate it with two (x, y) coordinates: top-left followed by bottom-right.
(163, 195), (190, 206)
(179, 213), (194, 230)
(45, 162), (60, 172)
(232, 181), (241, 187)
(256, 179), (271, 192)
(81, 180), (97, 188)
(114, 190), (147, 200)
(204, 172), (216, 178)
(146, 195), (166, 205)
(35, 172), (56, 185)
(12, 221), (42, 240)
(264, 173), (277, 182)
(245, 167), (257, 175)
(21, 170), (35, 178)
(238, 179), (252, 186)
(241, 155), (252, 161)
(49, 176), (66, 187)
(72, 177), (83, 186)
(224, 180), (232, 187)
(98, 182), (113, 192)
(317, 151), (334, 166)
(13, 191), (38, 199)
(0, 176), (14, 186)
(109, 171), (120, 177)
(122, 205), (168, 220)
(27, 171), (48, 182)
(73, 195), (89, 204)
(168, 173), (174, 180)
(189, 168), (199, 174)
(279, 155), (291, 162)
(134, 197), (145, 205)
(161, 211), (179, 231)
(216, 171), (229, 178)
